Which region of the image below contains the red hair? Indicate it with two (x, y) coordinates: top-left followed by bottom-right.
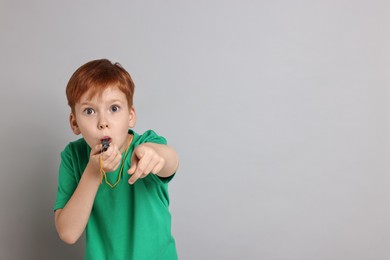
(66, 59), (135, 113)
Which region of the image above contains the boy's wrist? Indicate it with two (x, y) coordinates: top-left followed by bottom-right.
(84, 162), (102, 183)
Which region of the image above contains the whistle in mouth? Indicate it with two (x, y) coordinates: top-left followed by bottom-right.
(101, 138), (111, 152)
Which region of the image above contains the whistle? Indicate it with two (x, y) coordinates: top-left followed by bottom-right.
(101, 138), (111, 152)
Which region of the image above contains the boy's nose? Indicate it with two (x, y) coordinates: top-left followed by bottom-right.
(99, 123), (109, 129)
(98, 118), (109, 129)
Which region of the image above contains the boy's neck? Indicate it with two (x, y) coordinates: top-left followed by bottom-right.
(119, 134), (133, 154)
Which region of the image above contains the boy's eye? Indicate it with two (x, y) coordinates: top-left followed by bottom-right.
(110, 105), (120, 112)
(83, 108), (95, 115)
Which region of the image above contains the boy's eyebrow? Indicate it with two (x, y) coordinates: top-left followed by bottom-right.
(79, 101), (94, 107)
(108, 99), (124, 104)
(79, 99), (124, 106)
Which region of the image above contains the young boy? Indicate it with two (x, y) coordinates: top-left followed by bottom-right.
(54, 59), (179, 260)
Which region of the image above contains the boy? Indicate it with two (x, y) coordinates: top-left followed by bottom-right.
(54, 59), (179, 260)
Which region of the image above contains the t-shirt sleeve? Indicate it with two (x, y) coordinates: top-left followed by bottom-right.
(136, 129), (167, 145)
(54, 144), (78, 211)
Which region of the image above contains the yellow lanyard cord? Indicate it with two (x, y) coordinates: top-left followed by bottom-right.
(99, 134), (133, 188)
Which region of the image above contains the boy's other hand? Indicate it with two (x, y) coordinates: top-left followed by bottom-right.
(128, 144), (165, 184)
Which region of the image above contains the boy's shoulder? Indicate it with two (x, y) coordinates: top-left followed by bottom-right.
(62, 137), (89, 160)
(66, 137), (88, 150)
(131, 129), (167, 145)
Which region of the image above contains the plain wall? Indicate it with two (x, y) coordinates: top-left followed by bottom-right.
(1, 1), (389, 259)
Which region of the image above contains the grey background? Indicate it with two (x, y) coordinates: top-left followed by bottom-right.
(1, 1), (389, 259)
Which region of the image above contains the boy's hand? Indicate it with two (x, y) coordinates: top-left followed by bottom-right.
(89, 143), (122, 174)
(128, 143), (165, 184)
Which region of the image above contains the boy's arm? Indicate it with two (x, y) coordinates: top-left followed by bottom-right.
(128, 143), (179, 184)
(55, 163), (101, 244)
(55, 144), (122, 244)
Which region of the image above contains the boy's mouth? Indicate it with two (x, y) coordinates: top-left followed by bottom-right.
(101, 137), (112, 152)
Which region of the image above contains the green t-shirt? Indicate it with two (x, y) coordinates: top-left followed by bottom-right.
(54, 130), (177, 260)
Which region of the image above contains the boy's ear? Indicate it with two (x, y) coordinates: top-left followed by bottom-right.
(69, 113), (81, 135)
(128, 106), (136, 128)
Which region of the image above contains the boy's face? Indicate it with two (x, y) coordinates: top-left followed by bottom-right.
(69, 85), (136, 152)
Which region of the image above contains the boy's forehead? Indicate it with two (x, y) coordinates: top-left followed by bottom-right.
(78, 85), (125, 103)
